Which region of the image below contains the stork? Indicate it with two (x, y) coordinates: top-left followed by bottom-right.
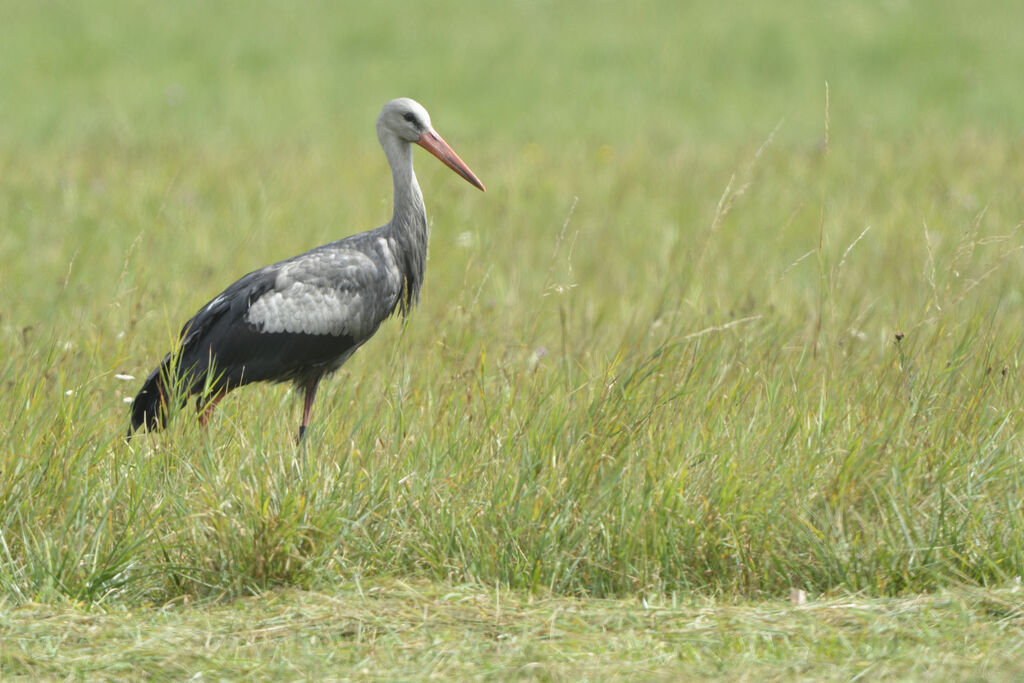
(128, 98), (485, 442)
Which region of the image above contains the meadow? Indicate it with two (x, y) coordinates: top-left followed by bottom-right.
(3, 0), (1024, 677)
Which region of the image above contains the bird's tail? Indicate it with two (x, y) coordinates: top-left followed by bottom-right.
(127, 351), (193, 438)
(127, 351), (223, 438)
(127, 363), (169, 437)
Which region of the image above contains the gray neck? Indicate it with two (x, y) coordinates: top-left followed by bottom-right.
(379, 129), (428, 315)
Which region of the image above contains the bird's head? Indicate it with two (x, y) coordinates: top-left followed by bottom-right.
(378, 97), (432, 143)
(378, 98), (485, 191)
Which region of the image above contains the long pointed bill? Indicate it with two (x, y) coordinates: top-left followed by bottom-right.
(417, 130), (486, 192)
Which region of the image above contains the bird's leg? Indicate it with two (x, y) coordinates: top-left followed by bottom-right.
(198, 389), (227, 427)
(297, 378), (321, 443)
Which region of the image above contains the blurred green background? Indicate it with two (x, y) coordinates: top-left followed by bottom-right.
(4, 0), (1024, 327)
(5, 1), (1024, 147)
(3, 1), (1024, 326)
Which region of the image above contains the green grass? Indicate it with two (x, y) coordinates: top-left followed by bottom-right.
(4, 581), (1024, 680)
(3, 0), (1024, 677)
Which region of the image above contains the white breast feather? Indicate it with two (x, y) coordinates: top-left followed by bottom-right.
(376, 237), (402, 290)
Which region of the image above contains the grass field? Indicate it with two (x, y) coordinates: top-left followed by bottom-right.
(3, 0), (1024, 678)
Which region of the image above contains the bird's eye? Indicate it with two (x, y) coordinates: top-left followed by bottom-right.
(402, 112), (417, 124)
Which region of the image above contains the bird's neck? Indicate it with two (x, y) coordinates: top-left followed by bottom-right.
(382, 134), (429, 314)
(388, 143), (426, 230)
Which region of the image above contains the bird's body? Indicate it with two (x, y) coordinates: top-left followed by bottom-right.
(129, 98), (484, 440)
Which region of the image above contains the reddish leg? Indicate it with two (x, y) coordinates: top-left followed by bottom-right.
(198, 389), (228, 427)
(298, 378), (321, 443)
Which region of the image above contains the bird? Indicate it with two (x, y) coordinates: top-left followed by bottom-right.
(128, 97), (485, 442)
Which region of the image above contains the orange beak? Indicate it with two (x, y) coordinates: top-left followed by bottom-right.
(417, 130), (486, 192)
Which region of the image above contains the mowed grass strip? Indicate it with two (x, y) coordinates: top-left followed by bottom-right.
(3, 581), (1024, 679)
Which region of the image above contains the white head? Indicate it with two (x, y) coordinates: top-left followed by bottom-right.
(376, 98), (485, 191)
(377, 97), (433, 143)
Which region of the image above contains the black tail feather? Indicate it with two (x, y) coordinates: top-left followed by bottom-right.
(127, 351), (220, 438)
(128, 365), (168, 437)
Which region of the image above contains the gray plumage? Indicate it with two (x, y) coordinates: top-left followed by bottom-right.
(128, 98), (485, 441)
